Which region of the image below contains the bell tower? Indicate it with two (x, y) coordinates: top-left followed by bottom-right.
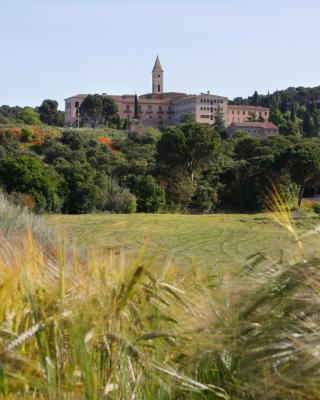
(152, 55), (164, 94)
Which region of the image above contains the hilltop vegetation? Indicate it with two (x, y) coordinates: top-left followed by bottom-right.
(231, 86), (320, 137)
(1, 85), (320, 214)
(1, 122), (320, 214)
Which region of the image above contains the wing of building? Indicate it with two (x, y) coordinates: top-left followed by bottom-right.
(227, 121), (279, 137)
(65, 56), (273, 132)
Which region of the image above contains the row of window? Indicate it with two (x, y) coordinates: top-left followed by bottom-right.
(175, 108), (195, 114)
(200, 99), (224, 105)
(229, 110), (268, 116)
(178, 98), (196, 106)
(125, 104), (171, 112)
(200, 107), (224, 112)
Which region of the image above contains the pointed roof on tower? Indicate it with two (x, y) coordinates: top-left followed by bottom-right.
(152, 55), (163, 72)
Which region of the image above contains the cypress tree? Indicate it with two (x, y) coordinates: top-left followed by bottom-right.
(213, 106), (226, 137)
(290, 100), (297, 123)
(134, 94), (139, 120)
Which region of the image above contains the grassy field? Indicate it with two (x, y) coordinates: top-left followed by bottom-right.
(2, 194), (320, 398)
(46, 212), (320, 271)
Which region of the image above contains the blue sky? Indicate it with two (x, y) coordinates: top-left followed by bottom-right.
(1, 0), (320, 110)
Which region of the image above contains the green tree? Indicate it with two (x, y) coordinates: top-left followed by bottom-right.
(125, 175), (165, 212)
(213, 106), (226, 136)
(0, 156), (61, 211)
(290, 100), (297, 123)
(270, 106), (286, 126)
(55, 160), (107, 213)
(282, 141), (320, 207)
(252, 91), (259, 106)
(79, 94), (103, 128)
(134, 94), (139, 120)
(18, 107), (41, 125)
(157, 121), (222, 181)
(180, 112), (196, 123)
(102, 96), (118, 125)
(247, 111), (258, 122)
(302, 112), (315, 137)
(39, 99), (64, 126)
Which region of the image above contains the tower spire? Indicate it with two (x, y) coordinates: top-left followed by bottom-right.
(153, 55), (163, 72)
(152, 55), (164, 94)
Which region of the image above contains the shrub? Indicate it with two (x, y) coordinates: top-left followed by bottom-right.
(190, 181), (219, 213)
(126, 175), (166, 213)
(18, 107), (41, 125)
(0, 156), (62, 212)
(21, 127), (33, 142)
(104, 179), (136, 213)
(312, 203), (320, 214)
(0, 190), (53, 246)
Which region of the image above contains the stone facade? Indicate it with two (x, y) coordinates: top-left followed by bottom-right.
(227, 121), (279, 138)
(227, 105), (270, 125)
(173, 92), (228, 125)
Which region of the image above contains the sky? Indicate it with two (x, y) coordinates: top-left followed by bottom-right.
(1, 0), (320, 110)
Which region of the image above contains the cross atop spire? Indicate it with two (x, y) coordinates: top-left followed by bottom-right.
(152, 55), (163, 72)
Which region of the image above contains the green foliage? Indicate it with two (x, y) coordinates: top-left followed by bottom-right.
(180, 112), (196, 123)
(157, 121), (222, 181)
(0, 156), (61, 212)
(105, 179), (137, 213)
(39, 99), (64, 126)
(190, 180), (219, 212)
(247, 111), (258, 122)
(134, 94), (139, 120)
(126, 175), (165, 212)
(102, 95), (118, 125)
(21, 127), (33, 142)
(281, 140), (320, 206)
(55, 160), (107, 214)
(79, 94), (103, 128)
(162, 170), (194, 212)
(312, 203), (320, 214)
(18, 107), (41, 125)
(213, 106), (226, 136)
(79, 94), (118, 128)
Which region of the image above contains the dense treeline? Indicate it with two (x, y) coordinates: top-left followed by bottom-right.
(1, 122), (320, 214)
(231, 86), (320, 137)
(0, 100), (65, 126)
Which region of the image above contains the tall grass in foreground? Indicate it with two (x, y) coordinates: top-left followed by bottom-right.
(1, 192), (320, 398)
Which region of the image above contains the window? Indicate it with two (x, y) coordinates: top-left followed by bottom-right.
(243, 111), (246, 115)
(159, 105), (162, 112)
(158, 74), (161, 78)
(158, 84), (161, 93)
(126, 104), (130, 111)
(148, 105), (152, 112)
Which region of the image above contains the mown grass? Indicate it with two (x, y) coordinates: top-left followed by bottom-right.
(46, 212), (320, 271)
(2, 195), (320, 398)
